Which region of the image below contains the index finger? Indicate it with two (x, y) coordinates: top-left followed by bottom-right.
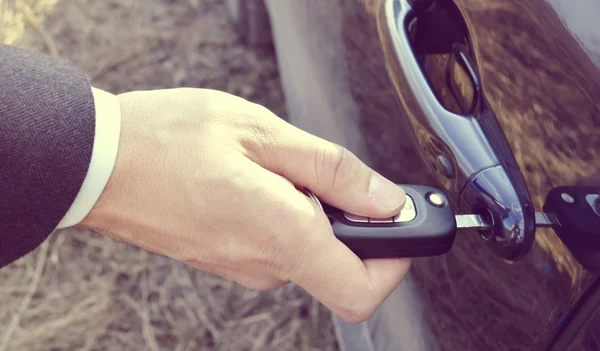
(288, 213), (411, 324)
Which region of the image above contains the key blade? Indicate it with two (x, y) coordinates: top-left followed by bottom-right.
(455, 212), (559, 231)
(455, 214), (492, 230)
(535, 212), (560, 228)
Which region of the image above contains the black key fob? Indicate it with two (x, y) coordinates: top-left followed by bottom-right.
(543, 186), (600, 272)
(321, 184), (457, 259)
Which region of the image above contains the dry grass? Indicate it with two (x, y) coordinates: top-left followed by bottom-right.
(0, 0), (338, 350)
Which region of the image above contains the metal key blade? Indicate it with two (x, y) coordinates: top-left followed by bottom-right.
(455, 212), (560, 231)
(535, 212), (560, 228)
(455, 214), (492, 230)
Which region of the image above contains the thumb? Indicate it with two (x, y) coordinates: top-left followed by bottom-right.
(255, 126), (406, 217)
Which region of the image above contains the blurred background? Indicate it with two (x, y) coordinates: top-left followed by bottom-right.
(0, 0), (339, 350)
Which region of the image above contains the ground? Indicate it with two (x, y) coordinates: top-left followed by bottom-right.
(0, 0), (338, 350)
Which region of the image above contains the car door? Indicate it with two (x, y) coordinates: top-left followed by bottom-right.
(264, 0), (600, 350)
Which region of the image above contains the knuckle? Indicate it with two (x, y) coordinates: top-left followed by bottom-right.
(250, 188), (325, 281)
(241, 121), (284, 165)
(275, 230), (311, 279)
(338, 302), (375, 324)
(254, 218), (300, 279)
(246, 121), (281, 146)
(334, 282), (378, 324)
(314, 143), (357, 190)
(256, 231), (288, 275)
(250, 101), (276, 116)
(281, 213), (329, 281)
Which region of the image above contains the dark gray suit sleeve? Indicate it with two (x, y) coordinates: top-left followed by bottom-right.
(0, 44), (95, 268)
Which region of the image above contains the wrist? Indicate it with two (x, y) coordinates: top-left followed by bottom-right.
(78, 91), (185, 256)
(77, 90), (126, 235)
(78, 92), (155, 247)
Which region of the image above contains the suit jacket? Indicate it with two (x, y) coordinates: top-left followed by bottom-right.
(0, 44), (95, 268)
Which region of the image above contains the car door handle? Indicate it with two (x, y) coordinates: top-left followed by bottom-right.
(377, 0), (536, 261)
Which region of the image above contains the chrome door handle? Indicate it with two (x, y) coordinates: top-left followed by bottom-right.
(378, 0), (536, 261)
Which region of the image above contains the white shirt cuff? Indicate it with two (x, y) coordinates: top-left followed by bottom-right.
(56, 87), (121, 229)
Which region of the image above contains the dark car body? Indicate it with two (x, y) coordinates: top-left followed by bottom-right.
(234, 0), (600, 349)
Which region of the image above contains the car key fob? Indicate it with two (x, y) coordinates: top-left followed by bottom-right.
(542, 186), (600, 272)
(305, 184), (458, 259)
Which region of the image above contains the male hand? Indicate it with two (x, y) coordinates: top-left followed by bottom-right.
(81, 88), (410, 323)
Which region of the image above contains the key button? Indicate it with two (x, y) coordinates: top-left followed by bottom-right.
(427, 193), (446, 207)
(369, 217), (394, 223)
(344, 213), (369, 223)
(393, 195), (417, 222)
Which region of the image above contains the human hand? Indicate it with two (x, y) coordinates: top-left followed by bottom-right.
(80, 88), (410, 323)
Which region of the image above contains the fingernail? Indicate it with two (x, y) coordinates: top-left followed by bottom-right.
(368, 173), (405, 211)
